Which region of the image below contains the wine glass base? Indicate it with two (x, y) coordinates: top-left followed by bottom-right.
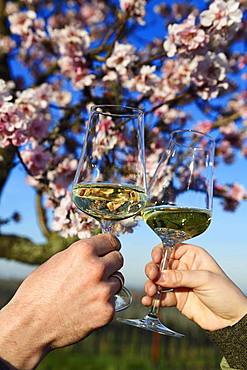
(117, 315), (184, 337)
(115, 287), (132, 312)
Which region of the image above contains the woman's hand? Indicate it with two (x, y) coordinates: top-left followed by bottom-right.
(142, 243), (247, 331)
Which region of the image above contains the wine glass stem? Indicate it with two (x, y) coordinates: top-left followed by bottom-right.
(148, 244), (174, 317)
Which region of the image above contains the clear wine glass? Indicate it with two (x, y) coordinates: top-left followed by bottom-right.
(118, 129), (215, 335)
(72, 105), (147, 312)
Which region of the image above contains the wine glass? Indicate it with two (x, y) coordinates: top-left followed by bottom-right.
(72, 105), (147, 312)
(118, 129), (215, 335)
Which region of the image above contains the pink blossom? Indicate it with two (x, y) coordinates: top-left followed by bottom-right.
(241, 145), (247, 157)
(220, 122), (238, 136)
(120, 0), (147, 25)
(152, 58), (196, 102)
(229, 183), (246, 201)
(92, 117), (118, 159)
(146, 150), (163, 179)
(229, 91), (247, 119)
(154, 104), (187, 125)
(29, 117), (50, 140)
(126, 65), (160, 94)
(239, 54), (247, 69)
(47, 157), (78, 198)
(58, 56), (95, 89)
(194, 121), (213, 134)
(21, 146), (51, 176)
(214, 183), (226, 193)
(218, 139), (234, 163)
(164, 15), (207, 57)
(9, 10), (36, 35)
(191, 52), (229, 99)
(0, 36), (16, 54)
(52, 89), (72, 107)
(200, 0), (242, 31)
(106, 42), (137, 76)
(11, 130), (28, 146)
(102, 70), (118, 83)
(79, 1), (105, 24)
(5, 1), (20, 16)
(49, 25), (90, 57)
(0, 80), (13, 105)
(16, 83), (54, 110)
(52, 192), (95, 239)
(9, 10), (46, 49)
(0, 101), (29, 147)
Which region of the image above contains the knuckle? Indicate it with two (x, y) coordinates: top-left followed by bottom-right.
(144, 280), (150, 292)
(112, 251), (124, 267)
(144, 280), (154, 295)
(81, 241), (95, 257)
(151, 245), (163, 263)
(145, 263), (157, 279)
(145, 262), (152, 276)
(94, 302), (114, 328)
(98, 234), (121, 250)
(98, 282), (112, 302)
(68, 240), (82, 253)
(90, 260), (106, 281)
(172, 270), (183, 286)
(66, 241), (85, 260)
(106, 234), (121, 250)
(203, 270), (214, 284)
(118, 252), (124, 266)
(101, 303), (115, 323)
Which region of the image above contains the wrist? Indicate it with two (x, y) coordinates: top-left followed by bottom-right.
(0, 300), (50, 370)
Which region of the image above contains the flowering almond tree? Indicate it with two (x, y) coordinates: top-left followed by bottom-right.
(0, 0), (246, 264)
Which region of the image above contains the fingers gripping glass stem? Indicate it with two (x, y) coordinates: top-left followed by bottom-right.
(149, 245), (174, 317)
(100, 220), (132, 312)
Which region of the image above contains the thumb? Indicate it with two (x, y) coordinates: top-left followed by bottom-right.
(156, 270), (214, 289)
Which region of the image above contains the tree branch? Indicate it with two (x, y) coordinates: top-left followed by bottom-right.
(0, 147), (16, 199)
(145, 90), (192, 114)
(36, 191), (51, 240)
(0, 234), (75, 264)
(212, 112), (241, 129)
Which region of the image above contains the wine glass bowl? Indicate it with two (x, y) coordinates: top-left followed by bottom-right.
(118, 129), (215, 334)
(72, 105), (147, 311)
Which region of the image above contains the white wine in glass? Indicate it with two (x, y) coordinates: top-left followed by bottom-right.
(118, 129), (215, 335)
(72, 105), (147, 311)
(73, 183), (146, 222)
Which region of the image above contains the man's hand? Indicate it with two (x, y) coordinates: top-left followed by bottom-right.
(0, 234), (123, 370)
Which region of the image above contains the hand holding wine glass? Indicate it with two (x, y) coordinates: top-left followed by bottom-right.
(143, 243), (247, 332)
(119, 129), (215, 335)
(72, 105), (147, 311)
